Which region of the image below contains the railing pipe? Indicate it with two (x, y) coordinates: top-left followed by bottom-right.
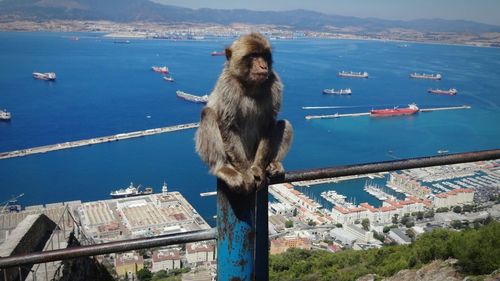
(273, 149), (500, 184)
(0, 229), (216, 269)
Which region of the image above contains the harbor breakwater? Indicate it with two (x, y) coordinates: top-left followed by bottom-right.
(0, 123), (200, 160)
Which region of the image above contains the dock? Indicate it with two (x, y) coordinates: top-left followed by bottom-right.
(0, 122), (200, 160)
(305, 105), (470, 120)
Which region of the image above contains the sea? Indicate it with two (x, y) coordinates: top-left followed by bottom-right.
(1, 32), (499, 226)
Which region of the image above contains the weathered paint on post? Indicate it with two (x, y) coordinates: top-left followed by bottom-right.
(216, 179), (269, 281)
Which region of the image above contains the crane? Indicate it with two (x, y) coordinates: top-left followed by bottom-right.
(1, 193), (24, 213)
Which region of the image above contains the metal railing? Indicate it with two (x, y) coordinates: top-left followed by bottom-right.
(0, 148), (499, 281)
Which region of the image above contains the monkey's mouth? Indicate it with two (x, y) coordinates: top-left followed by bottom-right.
(250, 72), (269, 81)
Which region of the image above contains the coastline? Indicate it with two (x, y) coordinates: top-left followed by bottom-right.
(0, 20), (499, 48)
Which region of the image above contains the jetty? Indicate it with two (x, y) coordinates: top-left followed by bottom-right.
(0, 123), (199, 160)
(305, 105), (470, 120)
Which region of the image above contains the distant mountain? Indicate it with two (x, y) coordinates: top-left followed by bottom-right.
(1, 0), (499, 33)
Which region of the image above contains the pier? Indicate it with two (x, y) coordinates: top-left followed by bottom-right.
(305, 105), (471, 120)
(0, 122), (200, 160)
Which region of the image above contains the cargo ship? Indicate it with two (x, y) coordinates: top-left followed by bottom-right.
(176, 90), (209, 104)
(323, 88), (352, 95)
(337, 71), (368, 78)
(370, 103), (419, 117)
(110, 182), (153, 198)
(427, 88), (457, 95)
(0, 109), (11, 121)
(211, 51), (225, 56)
(152, 66), (169, 74)
(32, 72), (56, 81)
(409, 73), (441, 80)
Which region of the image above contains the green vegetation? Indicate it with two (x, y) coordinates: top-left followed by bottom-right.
(285, 220), (294, 228)
(361, 219), (370, 231)
(269, 221), (500, 281)
(137, 268), (191, 281)
(436, 207), (450, 213)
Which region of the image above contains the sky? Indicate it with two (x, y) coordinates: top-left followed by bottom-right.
(153, 0), (500, 26)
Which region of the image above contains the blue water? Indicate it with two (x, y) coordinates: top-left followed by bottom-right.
(1, 32), (499, 225)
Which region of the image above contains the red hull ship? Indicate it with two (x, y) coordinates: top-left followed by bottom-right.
(371, 103), (419, 117)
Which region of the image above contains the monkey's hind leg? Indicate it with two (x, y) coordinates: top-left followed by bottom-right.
(195, 107), (254, 194)
(266, 119), (293, 177)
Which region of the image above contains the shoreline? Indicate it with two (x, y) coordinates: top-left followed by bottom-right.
(0, 21), (499, 49)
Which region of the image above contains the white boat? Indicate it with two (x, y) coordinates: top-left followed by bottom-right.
(110, 182), (153, 198)
(176, 90), (209, 104)
(323, 88), (352, 95)
(32, 72), (56, 81)
(337, 71), (368, 78)
(163, 76), (174, 82)
(409, 72), (441, 80)
(427, 88), (457, 95)
(0, 109), (11, 121)
(152, 66), (169, 74)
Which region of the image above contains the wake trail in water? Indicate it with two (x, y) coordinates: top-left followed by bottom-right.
(302, 104), (394, 110)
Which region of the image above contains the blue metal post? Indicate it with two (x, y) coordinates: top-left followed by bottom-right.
(216, 179), (268, 281)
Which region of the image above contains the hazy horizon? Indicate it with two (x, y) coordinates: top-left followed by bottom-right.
(152, 0), (500, 26)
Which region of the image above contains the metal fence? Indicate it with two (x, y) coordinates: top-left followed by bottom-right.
(1, 149), (499, 281)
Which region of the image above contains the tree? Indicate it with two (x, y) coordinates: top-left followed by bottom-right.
(436, 207), (449, 213)
(416, 211), (424, 220)
(383, 226), (391, 233)
(451, 220), (462, 229)
(285, 220), (294, 228)
(462, 204), (473, 213)
(293, 208), (298, 217)
(308, 220), (316, 226)
(453, 206), (462, 214)
(335, 223), (343, 228)
(400, 216), (409, 226)
(392, 214), (399, 224)
(424, 210), (434, 218)
(137, 268), (152, 281)
(361, 218), (370, 231)
(405, 220), (415, 228)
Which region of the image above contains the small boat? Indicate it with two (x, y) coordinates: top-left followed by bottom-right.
(163, 76), (174, 82)
(33, 72), (56, 81)
(409, 73), (441, 80)
(427, 88), (457, 95)
(337, 71), (368, 78)
(113, 40), (130, 44)
(371, 103), (419, 117)
(322, 88), (352, 95)
(0, 109), (11, 121)
(437, 150), (449, 154)
(152, 66), (169, 74)
(211, 51), (225, 56)
(176, 90), (209, 104)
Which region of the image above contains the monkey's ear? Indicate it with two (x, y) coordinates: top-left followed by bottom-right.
(225, 48), (232, 61)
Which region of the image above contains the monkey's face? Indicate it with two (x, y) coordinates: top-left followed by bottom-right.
(247, 53), (271, 84)
(226, 33), (274, 86)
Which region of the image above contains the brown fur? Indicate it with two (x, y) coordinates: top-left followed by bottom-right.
(195, 32), (293, 194)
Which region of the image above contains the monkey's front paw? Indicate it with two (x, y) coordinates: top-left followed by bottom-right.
(250, 165), (267, 190)
(215, 165), (244, 189)
(266, 161), (285, 178)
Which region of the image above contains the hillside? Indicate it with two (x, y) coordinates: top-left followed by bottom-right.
(269, 221), (500, 281)
(1, 0), (500, 34)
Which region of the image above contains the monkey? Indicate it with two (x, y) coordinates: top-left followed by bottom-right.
(195, 32), (293, 195)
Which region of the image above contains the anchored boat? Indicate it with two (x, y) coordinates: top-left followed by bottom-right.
(33, 72), (56, 81)
(427, 88), (457, 95)
(371, 103), (419, 117)
(337, 71), (368, 78)
(323, 88), (352, 95)
(410, 73), (441, 80)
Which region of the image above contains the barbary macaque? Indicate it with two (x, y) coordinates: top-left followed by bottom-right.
(195, 32), (293, 194)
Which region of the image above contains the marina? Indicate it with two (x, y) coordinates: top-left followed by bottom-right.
(0, 123), (199, 160)
(305, 105), (471, 120)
